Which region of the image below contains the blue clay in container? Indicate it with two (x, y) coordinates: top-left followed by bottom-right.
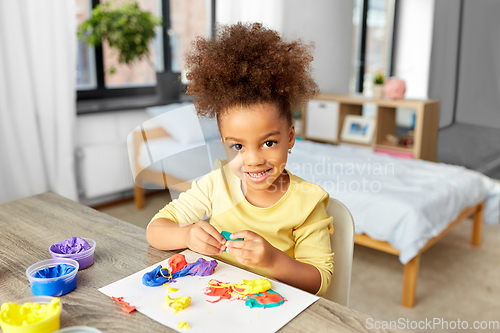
(26, 259), (79, 297)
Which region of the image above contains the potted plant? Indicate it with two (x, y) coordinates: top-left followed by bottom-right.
(372, 73), (384, 99)
(77, 1), (181, 99)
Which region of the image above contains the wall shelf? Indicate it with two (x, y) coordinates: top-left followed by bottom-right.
(304, 94), (440, 161)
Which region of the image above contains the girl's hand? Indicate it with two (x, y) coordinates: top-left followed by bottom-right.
(185, 221), (226, 256)
(226, 230), (278, 269)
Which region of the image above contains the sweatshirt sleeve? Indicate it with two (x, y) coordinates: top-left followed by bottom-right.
(292, 191), (334, 296)
(147, 169), (218, 229)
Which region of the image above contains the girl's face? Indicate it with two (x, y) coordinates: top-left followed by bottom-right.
(219, 103), (295, 194)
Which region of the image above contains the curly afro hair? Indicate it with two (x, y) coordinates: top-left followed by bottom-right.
(185, 22), (319, 126)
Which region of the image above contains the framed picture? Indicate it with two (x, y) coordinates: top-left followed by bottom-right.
(340, 115), (375, 144)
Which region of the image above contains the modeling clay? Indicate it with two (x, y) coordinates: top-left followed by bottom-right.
(166, 287), (178, 293)
(204, 278), (274, 303)
(142, 258), (218, 287)
(165, 295), (191, 313)
(175, 258), (218, 277)
(232, 279), (272, 297)
(0, 298), (61, 325)
(204, 281), (233, 303)
(221, 231), (244, 241)
(177, 321), (191, 329)
(142, 265), (171, 286)
(50, 237), (91, 254)
(111, 296), (136, 313)
(33, 264), (76, 279)
(168, 254), (188, 273)
(245, 290), (285, 308)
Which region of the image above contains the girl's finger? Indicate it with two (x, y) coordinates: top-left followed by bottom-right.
(194, 233), (224, 254)
(201, 224), (226, 244)
(226, 240), (257, 251)
(231, 230), (259, 240)
(227, 247), (252, 259)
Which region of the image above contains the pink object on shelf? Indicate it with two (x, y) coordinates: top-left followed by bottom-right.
(375, 148), (413, 159)
(384, 77), (406, 100)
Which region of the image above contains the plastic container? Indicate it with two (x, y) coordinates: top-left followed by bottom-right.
(0, 296), (62, 333)
(49, 238), (96, 270)
(26, 258), (79, 296)
(55, 327), (102, 333)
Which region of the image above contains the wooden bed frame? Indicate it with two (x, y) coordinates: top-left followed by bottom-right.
(133, 127), (485, 308)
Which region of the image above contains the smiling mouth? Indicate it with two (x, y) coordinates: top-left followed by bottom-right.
(246, 168), (272, 178)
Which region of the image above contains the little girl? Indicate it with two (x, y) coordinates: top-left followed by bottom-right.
(147, 22), (333, 296)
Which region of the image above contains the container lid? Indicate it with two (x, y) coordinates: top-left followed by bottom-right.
(26, 258), (79, 283)
(56, 326), (103, 332)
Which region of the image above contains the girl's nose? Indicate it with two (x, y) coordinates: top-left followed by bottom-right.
(245, 148), (266, 166)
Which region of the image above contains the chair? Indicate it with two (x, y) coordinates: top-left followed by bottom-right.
(321, 198), (355, 307)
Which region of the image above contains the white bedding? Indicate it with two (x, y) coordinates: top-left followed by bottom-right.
(289, 140), (500, 264)
(138, 138), (500, 264)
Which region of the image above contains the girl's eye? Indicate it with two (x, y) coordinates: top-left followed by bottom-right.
(230, 143), (243, 151)
(264, 140), (277, 148)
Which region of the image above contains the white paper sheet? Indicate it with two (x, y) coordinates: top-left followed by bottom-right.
(98, 250), (319, 333)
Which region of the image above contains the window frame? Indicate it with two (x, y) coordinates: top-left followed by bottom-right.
(77, 0), (216, 101)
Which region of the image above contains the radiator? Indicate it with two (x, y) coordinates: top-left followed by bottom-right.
(76, 143), (134, 199)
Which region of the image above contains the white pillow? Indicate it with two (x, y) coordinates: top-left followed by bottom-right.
(146, 103), (221, 143)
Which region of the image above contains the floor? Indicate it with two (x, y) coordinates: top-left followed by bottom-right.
(98, 191), (500, 333)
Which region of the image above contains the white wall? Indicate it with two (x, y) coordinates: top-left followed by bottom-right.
(216, 0), (354, 94)
(216, 0), (284, 33)
(392, 0), (435, 99)
(282, 0), (354, 94)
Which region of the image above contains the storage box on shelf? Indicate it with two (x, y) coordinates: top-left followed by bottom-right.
(303, 94), (440, 161)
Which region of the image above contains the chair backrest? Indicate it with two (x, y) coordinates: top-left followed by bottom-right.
(322, 197), (355, 307)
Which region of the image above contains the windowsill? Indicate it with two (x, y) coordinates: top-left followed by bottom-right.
(76, 93), (194, 115)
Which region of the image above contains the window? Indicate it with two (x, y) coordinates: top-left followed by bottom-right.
(76, 0), (97, 90)
(77, 0), (214, 100)
(350, 0), (397, 95)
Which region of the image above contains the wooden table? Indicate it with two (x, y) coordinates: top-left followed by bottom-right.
(0, 192), (409, 332)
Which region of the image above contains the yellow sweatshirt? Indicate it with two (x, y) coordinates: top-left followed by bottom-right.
(149, 159), (334, 296)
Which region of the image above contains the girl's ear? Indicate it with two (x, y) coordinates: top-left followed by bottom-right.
(288, 123), (296, 149)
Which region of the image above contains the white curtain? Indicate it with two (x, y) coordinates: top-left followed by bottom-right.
(0, 0), (78, 204)
(216, 0), (284, 33)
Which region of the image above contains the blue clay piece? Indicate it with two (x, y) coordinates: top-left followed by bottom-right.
(31, 276), (77, 296)
(142, 265), (170, 287)
(31, 264), (77, 296)
(34, 264), (76, 278)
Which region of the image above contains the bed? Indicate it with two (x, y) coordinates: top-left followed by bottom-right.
(130, 106), (500, 308)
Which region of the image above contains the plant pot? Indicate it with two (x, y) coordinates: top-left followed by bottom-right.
(373, 84), (384, 99)
(156, 71), (182, 100)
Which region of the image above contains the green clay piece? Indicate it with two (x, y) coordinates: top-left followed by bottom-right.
(244, 289), (285, 308)
(221, 231), (244, 241)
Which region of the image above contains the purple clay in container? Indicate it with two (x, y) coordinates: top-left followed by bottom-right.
(49, 237), (96, 270)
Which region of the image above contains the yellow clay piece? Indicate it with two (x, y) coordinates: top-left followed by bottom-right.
(233, 278), (272, 297)
(0, 298), (61, 326)
(165, 295), (191, 313)
(177, 321), (191, 329)
(166, 287), (178, 293)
